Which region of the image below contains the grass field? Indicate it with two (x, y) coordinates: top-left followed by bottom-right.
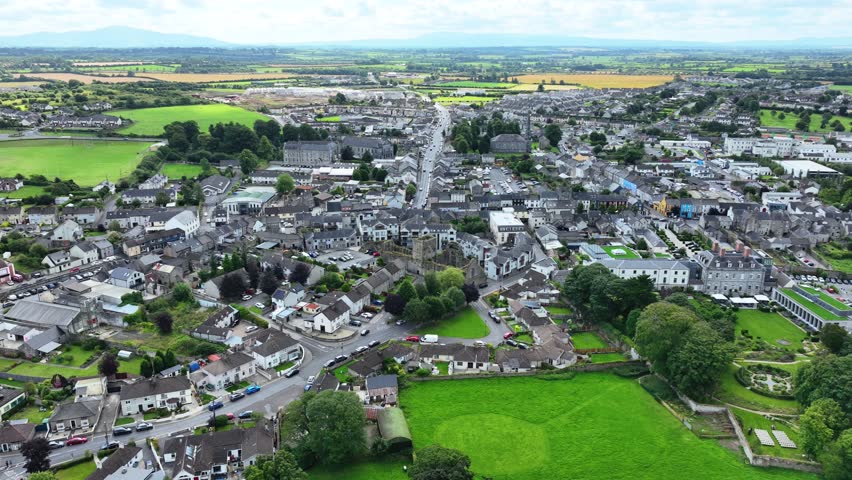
(0, 357), (19, 371)
(829, 84), (852, 92)
(56, 345), (99, 367)
(0, 139), (151, 186)
(759, 109), (852, 133)
(590, 352), (627, 363)
(570, 332), (609, 349)
(731, 407), (806, 460)
(416, 307), (490, 339)
(316, 116), (341, 122)
(735, 310), (806, 352)
(137, 72), (296, 83)
(509, 83), (581, 91)
(715, 364), (800, 414)
(439, 81), (515, 89)
(114, 104), (268, 136)
(815, 243), (852, 273)
(404, 374), (813, 480)
(544, 306), (572, 315)
(19, 72), (150, 84)
(309, 457), (408, 480)
(514, 74), (674, 89)
(55, 460), (97, 480)
(433, 96), (497, 105)
(161, 163), (204, 179)
(602, 245), (641, 259)
(9, 352), (144, 379)
(0, 185), (47, 199)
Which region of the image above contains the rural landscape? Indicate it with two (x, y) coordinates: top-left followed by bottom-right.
(0, 2), (850, 480)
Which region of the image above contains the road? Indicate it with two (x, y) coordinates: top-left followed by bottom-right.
(413, 103), (450, 209)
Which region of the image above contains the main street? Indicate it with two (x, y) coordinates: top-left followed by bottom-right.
(413, 102), (450, 209)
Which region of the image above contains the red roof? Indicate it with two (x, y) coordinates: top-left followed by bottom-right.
(207, 354), (221, 362)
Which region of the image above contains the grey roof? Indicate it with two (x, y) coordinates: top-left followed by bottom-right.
(0, 423), (34, 445)
(366, 374), (398, 391)
(200, 352), (254, 376)
(51, 399), (100, 421)
(598, 258), (690, 270)
(86, 446), (142, 480)
(4, 300), (80, 328)
(200, 174), (231, 191)
(120, 376), (191, 401)
(162, 420), (274, 476)
(247, 329), (298, 358)
(110, 267), (141, 280)
(0, 388), (25, 410)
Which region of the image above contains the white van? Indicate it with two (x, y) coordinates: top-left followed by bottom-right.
(421, 334), (439, 344)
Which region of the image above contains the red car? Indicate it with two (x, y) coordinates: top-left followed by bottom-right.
(503, 332), (515, 340)
(225, 412), (235, 421)
(65, 436), (88, 446)
(405, 335), (420, 343)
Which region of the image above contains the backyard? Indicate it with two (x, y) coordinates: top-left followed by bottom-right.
(570, 331), (609, 350)
(54, 460), (96, 480)
(590, 353), (627, 364)
(161, 163), (204, 179)
(735, 310), (807, 352)
(759, 109), (852, 133)
(113, 104), (269, 136)
(8, 352), (146, 379)
(402, 374), (814, 479)
(416, 307), (490, 339)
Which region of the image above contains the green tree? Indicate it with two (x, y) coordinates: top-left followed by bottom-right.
(667, 322), (735, 398)
(171, 282), (194, 304)
(21, 438), (51, 473)
(257, 136), (275, 161)
(405, 183), (417, 201)
(437, 267), (465, 291)
(423, 296), (446, 319)
(821, 324), (849, 354)
(341, 145), (355, 161)
(219, 272), (248, 300)
(425, 271), (441, 296)
(445, 286), (467, 310)
(409, 445), (474, 480)
(800, 399), (848, 456)
(403, 298), (431, 323)
(397, 279), (418, 303)
(260, 270), (278, 296)
(140, 357), (153, 378)
(154, 191), (170, 207)
(820, 429), (852, 480)
(239, 149), (259, 175)
(544, 123), (563, 147)
(244, 450), (307, 480)
(305, 391), (367, 465)
(28, 473), (57, 480)
(276, 174), (295, 195)
(98, 352), (120, 377)
(795, 355), (852, 414)
(155, 311), (173, 334)
(634, 302), (699, 377)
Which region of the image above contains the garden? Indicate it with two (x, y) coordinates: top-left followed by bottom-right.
(735, 309), (808, 354)
(415, 306), (490, 339)
(570, 331), (609, 350)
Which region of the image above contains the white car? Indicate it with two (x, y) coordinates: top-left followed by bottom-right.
(242, 294), (252, 301)
(245, 325), (258, 333)
(254, 302), (265, 309)
(361, 312), (373, 319)
(306, 375), (316, 385)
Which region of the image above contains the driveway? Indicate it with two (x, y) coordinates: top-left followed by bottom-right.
(95, 393), (121, 434)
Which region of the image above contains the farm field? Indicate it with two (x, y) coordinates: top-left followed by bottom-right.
(829, 84), (852, 92)
(404, 374), (814, 480)
(735, 310), (806, 352)
(114, 104), (268, 136)
(570, 332), (609, 349)
(602, 245), (641, 259)
(509, 83), (581, 91)
(438, 80), (515, 88)
(17, 72), (150, 84)
(759, 109), (852, 132)
(161, 163), (204, 179)
(416, 306), (490, 339)
(136, 72), (297, 83)
(0, 81), (44, 89)
(0, 139), (151, 186)
(514, 74), (674, 89)
(433, 96), (497, 105)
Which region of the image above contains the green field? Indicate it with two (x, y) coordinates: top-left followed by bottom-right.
(416, 307), (490, 339)
(9, 353), (145, 379)
(309, 457), (408, 480)
(735, 310), (806, 352)
(8, 405), (51, 424)
(544, 306), (572, 315)
(590, 352), (627, 363)
(759, 109), (852, 133)
(316, 116), (341, 122)
(113, 104), (268, 136)
(0, 139), (150, 186)
(829, 84), (852, 92)
(56, 345), (100, 367)
(161, 163), (204, 179)
(815, 243), (852, 273)
(571, 331), (609, 349)
(403, 374), (813, 480)
(715, 364), (800, 414)
(439, 81), (515, 89)
(0, 185), (47, 199)
(602, 245), (641, 259)
(731, 407), (806, 460)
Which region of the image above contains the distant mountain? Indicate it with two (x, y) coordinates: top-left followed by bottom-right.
(0, 26), (233, 48)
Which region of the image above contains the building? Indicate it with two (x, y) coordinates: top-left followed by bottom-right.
(121, 188), (177, 205)
(283, 141), (337, 166)
(200, 175), (232, 196)
(191, 306), (239, 343)
(244, 329), (301, 369)
(49, 399), (101, 433)
(598, 259), (692, 289)
(342, 136), (394, 159)
(304, 228), (361, 251)
(0, 423), (34, 453)
(164, 210), (200, 237)
(4, 299), (89, 334)
(490, 134), (528, 154)
(108, 267), (145, 289)
(0, 260), (17, 285)
(189, 352), (256, 391)
(694, 249), (768, 295)
(139, 173), (168, 190)
(772, 286), (852, 332)
(777, 160), (841, 178)
(489, 211), (525, 245)
(119, 376), (193, 415)
(312, 299), (350, 333)
(365, 375), (398, 403)
(0, 388), (27, 420)
(0, 178), (23, 192)
(221, 188), (275, 215)
(86, 446), (146, 480)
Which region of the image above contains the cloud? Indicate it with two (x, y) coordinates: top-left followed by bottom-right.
(0, 0), (849, 43)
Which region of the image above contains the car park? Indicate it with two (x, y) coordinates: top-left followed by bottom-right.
(136, 422), (153, 431)
(112, 426), (133, 436)
(229, 392), (245, 401)
(245, 384), (261, 394)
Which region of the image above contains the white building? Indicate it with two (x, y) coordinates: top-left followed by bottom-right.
(119, 376), (192, 415)
(489, 210), (525, 245)
(598, 259), (691, 289)
(189, 352), (256, 391)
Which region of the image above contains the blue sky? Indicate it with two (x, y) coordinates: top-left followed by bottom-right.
(0, 0), (849, 43)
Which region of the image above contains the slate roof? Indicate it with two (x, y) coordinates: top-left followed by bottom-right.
(120, 376), (191, 401)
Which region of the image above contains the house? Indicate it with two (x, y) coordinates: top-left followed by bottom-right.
(202, 269), (249, 300)
(244, 329), (301, 369)
(161, 420), (274, 480)
(69, 241), (99, 265)
(27, 206), (58, 225)
(490, 133), (528, 154)
(311, 299), (351, 333)
(0, 206), (24, 224)
(189, 352), (256, 391)
(42, 250), (86, 274)
(200, 174), (231, 196)
(0, 178), (23, 192)
(86, 446), (145, 480)
(0, 423), (34, 453)
(139, 173), (168, 190)
(342, 136), (395, 159)
(271, 285), (305, 309)
(119, 376), (193, 415)
(283, 141), (337, 166)
(304, 228), (361, 251)
(0, 388), (27, 419)
(695, 248), (768, 295)
(164, 210), (200, 237)
(121, 188), (176, 205)
(49, 399), (101, 433)
(418, 344), (491, 373)
(598, 258), (692, 290)
(108, 267), (145, 289)
(249, 170), (280, 185)
(191, 306), (239, 343)
(347, 343), (415, 377)
(365, 375), (398, 403)
(62, 207), (100, 225)
(0, 260), (17, 285)
(93, 239), (115, 259)
(4, 299), (89, 334)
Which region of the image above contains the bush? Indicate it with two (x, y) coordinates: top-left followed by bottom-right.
(415, 368), (431, 377)
(612, 365), (649, 378)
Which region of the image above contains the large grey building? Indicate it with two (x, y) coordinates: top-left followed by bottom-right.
(283, 141), (337, 166)
(694, 249), (768, 295)
(490, 133), (528, 154)
(342, 136), (394, 159)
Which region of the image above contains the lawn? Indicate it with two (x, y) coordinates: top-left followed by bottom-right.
(161, 163), (204, 179)
(0, 139), (152, 186)
(416, 307), (490, 339)
(56, 345), (100, 367)
(54, 459), (96, 480)
(435, 361), (449, 375)
(308, 456), (409, 480)
(113, 104), (268, 136)
(759, 109), (852, 133)
(714, 364), (800, 415)
(544, 306), (572, 315)
(114, 417), (135, 426)
(10, 359), (100, 378)
(8, 405), (51, 424)
(570, 332), (608, 349)
(0, 185), (47, 199)
(316, 116), (340, 122)
(602, 245), (641, 259)
(590, 352), (627, 363)
(735, 310), (806, 352)
(732, 407), (807, 461)
(403, 374), (814, 480)
(815, 243), (852, 273)
(0, 357), (19, 372)
(274, 361), (295, 372)
(829, 84), (852, 92)
(333, 361), (355, 382)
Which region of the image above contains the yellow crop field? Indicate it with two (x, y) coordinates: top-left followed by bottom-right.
(17, 73), (151, 84)
(514, 74), (674, 89)
(510, 84), (581, 91)
(138, 73), (297, 83)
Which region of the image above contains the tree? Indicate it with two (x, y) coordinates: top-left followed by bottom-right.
(257, 136), (275, 161)
(437, 267), (465, 291)
(800, 399), (848, 456)
(108, 220), (121, 232)
(633, 302), (698, 377)
(795, 355), (852, 414)
(820, 428), (852, 480)
(239, 149), (260, 175)
(289, 263), (311, 285)
(304, 390), (367, 465)
(409, 445), (474, 480)
(461, 283), (480, 303)
(361, 150), (373, 163)
(276, 174), (295, 195)
(445, 287), (466, 310)
(544, 123), (563, 147)
(341, 145), (355, 161)
(404, 298), (431, 323)
(259, 270), (278, 296)
(405, 183), (417, 201)
(172, 282), (194, 304)
(21, 437), (51, 473)
(28, 473), (57, 480)
(415, 282), (429, 300)
(140, 357), (154, 378)
(667, 322), (735, 398)
(244, 450), (307, 480)
(821, 324), (849, 354)
(154, 191), (170, 207)
(98, 352), (120, 377)
(219, 272), (248, 300)
(423, 296), (446, 319)
(397, 279), (418, 303)
(425, 271), (441, 296)
(384, 293), (406, 315)
(155, 311), (174, 334)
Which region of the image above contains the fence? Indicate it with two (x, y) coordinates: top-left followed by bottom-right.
(0, 371), (46, 383)
(408, 360), (646, 382)
(575, 347), (620, 355)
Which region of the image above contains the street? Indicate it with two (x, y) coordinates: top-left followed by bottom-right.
(413, 102), (450, 209)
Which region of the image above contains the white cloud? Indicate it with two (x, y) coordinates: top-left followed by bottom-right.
(0, 0), (849, 43)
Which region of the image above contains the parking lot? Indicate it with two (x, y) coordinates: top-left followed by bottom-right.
(315, 250), (376, 270)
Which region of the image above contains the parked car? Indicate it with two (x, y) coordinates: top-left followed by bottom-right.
(284, 368), (299, 378)
(473, 340), (486, 347)
(361, 312), (373, 319)
(323, 359), (336, 368)
(238, 411), (253, 419)
(395, 319), (406, 326)
(241, 294), (252, 301)
(254, 302), (265, 309)
(349, 319), (362, 327)
(245, 325), (258, 333)
(360, 329), (369, 336)
(355, 345), (369, 354)
(307, 375), (316, 384)
(503, 332), (515, 340)
(225, 412), (235, 420)
(229, 392), (245, 401)
(405, 335), (420, 343)
(245, 385), (261, 395)
(208, 401), (224, 411)
(48, 441), (64, 450)
(506, 339), (518, 347)
(517, 342), (529, 350)
(66, 436), (88, 446)
(304, 384), (312, 391)
(5, 281), (13, 287)
(368, 340), (380, 348)
(478, 282), (488, 289)
(334, 354), (348, 363)
(100, 441), (121, 451)
(112, 426), (133, 436)
(136, 422), (154, 431)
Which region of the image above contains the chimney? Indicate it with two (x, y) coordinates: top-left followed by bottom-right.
(712, 242), (719, 253)
(735, 241), (743, 253)
(719, 248), (726, 257)
(744, 247), (751, 258)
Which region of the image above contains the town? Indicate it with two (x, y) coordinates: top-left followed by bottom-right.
(0, 20), (850, 480)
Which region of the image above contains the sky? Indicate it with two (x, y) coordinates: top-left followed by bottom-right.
(0, 0), (850, 44)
